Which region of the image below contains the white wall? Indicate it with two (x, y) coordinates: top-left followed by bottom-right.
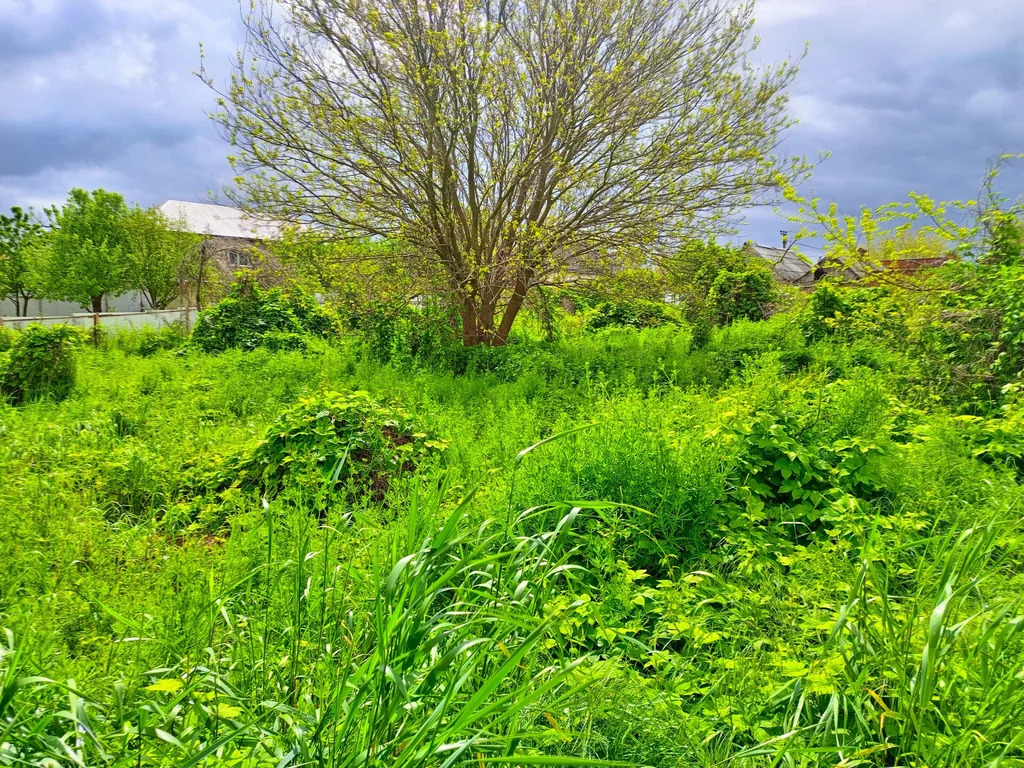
(0, 307), (198, 331)
(4, 291), (148, 319)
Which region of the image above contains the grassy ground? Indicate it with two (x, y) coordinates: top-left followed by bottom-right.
(2, 320), (1023, 766)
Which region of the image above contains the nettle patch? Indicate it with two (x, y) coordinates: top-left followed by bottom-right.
(190, 281), (340, 353)
(1, 324), (86, 405)
(214, 390), (447, 510)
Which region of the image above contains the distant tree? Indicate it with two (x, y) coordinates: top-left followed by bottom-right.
(206, 0), (806, 345)
(268, 231), (423, 311)
(0, 206), (46, 316)
(661, 239), (754, 320)
(123, 207), (203, 309)
(44, 188), (131, 313)
(707, 265), (777, 323)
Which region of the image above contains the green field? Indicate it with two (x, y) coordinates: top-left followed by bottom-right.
(3, 302), (1023, 767)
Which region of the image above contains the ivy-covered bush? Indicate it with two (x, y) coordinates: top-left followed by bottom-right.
(707, 266), (777, 324)
(0, 324), (86, 404)
(0, 326), (14, 352)
(585, 299), (682, 332)
(802, 282), (855, 340)
(800, 266), (1024, 404)
(190, 281), (339, 353)
(354, 300), (462, 367)
(213, 390), (448, 509)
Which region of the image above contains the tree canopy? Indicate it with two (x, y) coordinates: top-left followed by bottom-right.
(44, 188), (132, 313)
(208, 0), (805, 344)
(0, 206), (46, 316)
(123, 207), (203, 310)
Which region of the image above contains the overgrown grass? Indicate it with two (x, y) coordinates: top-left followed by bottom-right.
(1, 316), (1023, 766)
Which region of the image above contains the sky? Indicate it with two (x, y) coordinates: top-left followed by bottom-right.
(0, 0), (1022, 248)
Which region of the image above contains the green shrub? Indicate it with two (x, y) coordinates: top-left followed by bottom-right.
(108, 324), (188, 357)
(554, 285), (599, 313)
(585, 298), (682, 331)
(191, 281), (339, 353)
(355, 300), (461, 367)
(803, 281), (855, 340)
(260, 329), (310, 352)
(213, 390), (448, 510)
(972, 263), (1024, 386)
(707, 314), (808, 376)
(707, 266), (777, 323)
(0, 326), (14, 352)
(512, 397), (723, 575)
(0, 324), (86, 404)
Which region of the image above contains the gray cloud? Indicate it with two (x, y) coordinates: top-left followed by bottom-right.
(0, 121), (193, 177)
(744, 0), (1024, 245)
(0, 0), (239, 210)
(0, 0), (111, 62)
(0, 0), (1021, 246)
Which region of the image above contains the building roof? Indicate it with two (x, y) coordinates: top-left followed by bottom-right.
(156, 200), (284, 240)
(745, 243), (819, 283)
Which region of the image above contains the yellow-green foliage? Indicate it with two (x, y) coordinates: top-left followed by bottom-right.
(3, 258), (1024, 766)
(216, 390), (448, 508)
(208, 0), (808, 345)
(191, 280), (340, 353)
(0, 323), (85, 404)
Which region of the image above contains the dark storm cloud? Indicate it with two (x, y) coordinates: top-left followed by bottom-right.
(0, 0), (239, 210)
(0, 0), (1021, 241)
(743, 0), (1024, 245)
(0, 121), (192, 177)
(0, 0), (110, 62)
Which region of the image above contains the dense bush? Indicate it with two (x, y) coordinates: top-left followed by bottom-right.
(938, 259), (1024, 397)
(802, 281), (856, 340)
(0, 323), (85, 404)
(800, 259), (1024, 404)
(190, 280), (339, 353)
(512, 397), (723, 575)
(707, 265), (777, 323)
(585, 298), (682, 331)
(355, 299), (461, 366)
(214, 390), (448, 510)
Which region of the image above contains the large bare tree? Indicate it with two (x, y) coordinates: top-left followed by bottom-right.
(206, 0), (804, 345)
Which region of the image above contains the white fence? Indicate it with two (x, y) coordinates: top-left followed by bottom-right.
(0, 308), (198, 332)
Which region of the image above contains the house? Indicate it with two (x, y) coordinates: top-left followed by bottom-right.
(743, 242), (820, 287)
(156, 200), (287, 277)
(817, 250), (871, 282)
(881, 255), (954, 274)
(741, 236), (955, 292)
(820, 250), (954, 283)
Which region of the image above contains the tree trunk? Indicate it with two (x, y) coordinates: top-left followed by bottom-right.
(492, 278), (529, 346)
(461, 300), (479, 346)
(535, 287), (555, 342)
(18, 295), (29, 317)
(91, 295), (103, 314)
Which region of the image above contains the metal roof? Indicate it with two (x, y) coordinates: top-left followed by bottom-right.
(156, 200), (283, 240)
(746, 243), (819, 283)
